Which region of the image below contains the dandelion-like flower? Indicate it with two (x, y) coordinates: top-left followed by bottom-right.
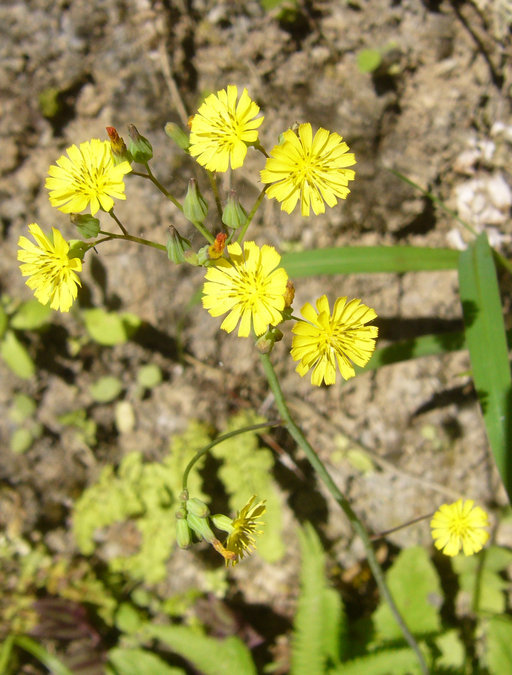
(202, 241), (289, 337)
(213, 496), (266, 567)
(17, 223), (82, 312)
(291, 295), (378, 386)
(430, 499), (490, 557)
(46, 139), (132, 216)
(260, 122), (356, 216)
(189, 85), (264, 172)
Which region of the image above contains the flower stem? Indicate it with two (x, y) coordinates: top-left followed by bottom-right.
(109, 209), (128, 235)
(207, 170), (223, 221)
(236, 186), (267, 244)
(190, 220), (215, 244)
(258, 352), (429, 675)
(97, 230), (167, 252)
(131, 165), (183, 212)
(182, 421), (281, 492)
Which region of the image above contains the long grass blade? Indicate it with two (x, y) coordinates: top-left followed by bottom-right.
(458, 233), (512, 498)
(281, 246), (459, 277)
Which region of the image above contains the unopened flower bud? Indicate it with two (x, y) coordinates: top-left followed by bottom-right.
(196, 244), (210, 266)
(176, 509), (192, 549)
(222, 190), (247, 230)
(183, 250), (200, 266)
(106, 126), (132, 165)
(70, 213), (100, 239)
(167, 226), (191, 264)
(187, 513), (216, 543)
(210, 513), (234, 534)
(183, 178), (208, 224)
(164, 122), (190, 152)
(186, 497), (210, 518)
(208, 233), (227, 260)
(127, 124), (153, 163)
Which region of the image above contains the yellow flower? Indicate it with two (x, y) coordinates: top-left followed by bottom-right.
(17, 223), (82, 312)
(213, 496), (266, 567)
(189, 85), (264, 172)
(46, 139), (132, 216)
(291, 295), (378, 386)
(202, 241), (289, 337)
(431, 499), (490, 557)
(260, 122), (356, 216)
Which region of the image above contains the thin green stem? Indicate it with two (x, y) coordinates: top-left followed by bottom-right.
(207, 170), (223, 221)
(190, 220), (215, 244)
(97, 230), (167, 252)
(259, 352), (429, 675)
(182, 421), (281, 492)
(132, 165), (183, 212)
(236, 186), (267, 244)
(108, 209), (128, 235)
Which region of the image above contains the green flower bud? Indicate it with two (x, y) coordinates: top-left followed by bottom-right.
(164, 122), (190, 152)
(196, 244), (210, 266)
(255, 327), (283, 354)
(127, 124), (153, 163)
(210, 513), (234, 534)
(186, 497), (210, 518)
(166, 226), (191, 264)
(183, 179), (208, 225)
(106, 126), (133, 165)
(222, 190), (247, 230)
(70, 213), (100, 239)
(176, 515), (192, 549)
(187, 513), (216, 543)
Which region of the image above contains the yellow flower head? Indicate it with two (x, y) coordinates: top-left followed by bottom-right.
(291, 295), (378, 386)
(46, 139), (132, 216)
(202, 241), (289, 337)
(17, 223), (83, 312)
(430, 499), (490, 557)
(217, 496), (266, 567)
(260, 123), (356, 216)
(189, 85), (264, 172)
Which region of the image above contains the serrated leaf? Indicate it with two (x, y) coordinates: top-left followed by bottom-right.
(10, 300), (52, 330)
(83, 308), (141, 346)
(89, 376), (123, 403)
(433, 629), (465, 669)
(486, 616), (512, 674)
(291, 523), (345, 674)
(281, 246), (459, 277)
(458, 233), (512, 498)
(372, 547), (442, 641)
(108, 647), (184, 674)
(330, 646), (424, 674)
(146, 625), (257, 675)
(0, 330), (35, 379)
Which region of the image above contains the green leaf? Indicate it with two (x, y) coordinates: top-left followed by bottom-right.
(8, 393), (37, 422)
(71, 214), (100, 239)
(137, 364), (163, 389)
(83, 308), (141, 345)
(330, 646), (424, 674)
(372, 547), (442, 641)
(89, 376), (123, 403)
(0, 331), (35, 379)
(10, 428), (34, 454)
(458, 233), (512, 497)
(108, 647), (185, 674)
(281, 246), (459, 277)
(12, 636), (73, 675)
(146, 625), (257, 675)
(357, 49), (382, 73)
(10, 300), (52, 330)
(360, 331), (466, 372)
(291, 523), (345, 674)
(486, 615), (512, 674)
(0, 305), (7, 339)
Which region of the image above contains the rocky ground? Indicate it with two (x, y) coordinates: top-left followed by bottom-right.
(0, 0), (511, 670)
